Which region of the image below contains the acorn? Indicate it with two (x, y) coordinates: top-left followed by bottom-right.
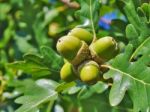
(48, 22), (60, 37)
(89, 36), (119, 64)
(60, 62), (76, 82)
(68, 28), (93, 44)
(56, 36), (90, 66)
(78, 61), (101, 84)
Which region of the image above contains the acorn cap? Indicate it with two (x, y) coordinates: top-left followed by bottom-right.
(57, 36), (82, 60)
(89, 36), (119, 64)
(60, 62), (76, 82)
(78, 61), (101, 84)
(68, 28), (93, 44)
(71, 41), (90, 66)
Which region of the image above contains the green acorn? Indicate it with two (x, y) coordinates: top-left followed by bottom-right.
(60, 62), (76, 82)
(89, 36), (119, 64)
(68, 28), (93, 44)
(57, 36), (90, 66)
(79, 61), (101, 84)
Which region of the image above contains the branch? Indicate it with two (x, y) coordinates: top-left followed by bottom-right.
(60, 0), (80, 9)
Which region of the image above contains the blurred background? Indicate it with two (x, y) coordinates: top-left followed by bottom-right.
(0, 0), (129, 112)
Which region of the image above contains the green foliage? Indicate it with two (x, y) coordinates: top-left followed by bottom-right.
(79, 94), (133, 112)
(40, 46), (64, 72)
(76, 0), (100, 38)
(77, 81), (109, 99)
(1, 0), (150, 112)
(76, 0), (100, 23)
(12, 79), (58, 112)
(102, 1), (150, 111)
(7, 46), (64, 78)
(104, 44), (150, 111)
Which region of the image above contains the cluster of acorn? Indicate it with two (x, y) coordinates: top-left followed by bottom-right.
(56, 28), (119, 84)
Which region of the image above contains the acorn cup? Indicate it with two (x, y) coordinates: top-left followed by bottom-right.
(60, 62), (77, 82)
(78, 61), (101, 84)
(68, 28), (93, 44)
(56, 36), (90, 66)
(89, 36), (119, 64)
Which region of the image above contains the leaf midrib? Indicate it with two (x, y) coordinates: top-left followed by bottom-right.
(102, 65), (150, 86)
(130, 37), (150, 61)
(16, 92), (57, 112)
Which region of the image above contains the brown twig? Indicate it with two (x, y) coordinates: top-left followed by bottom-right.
(60, 0), (80, 9)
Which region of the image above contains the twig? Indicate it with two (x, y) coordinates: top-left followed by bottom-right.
(60, 0), (80, 9)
